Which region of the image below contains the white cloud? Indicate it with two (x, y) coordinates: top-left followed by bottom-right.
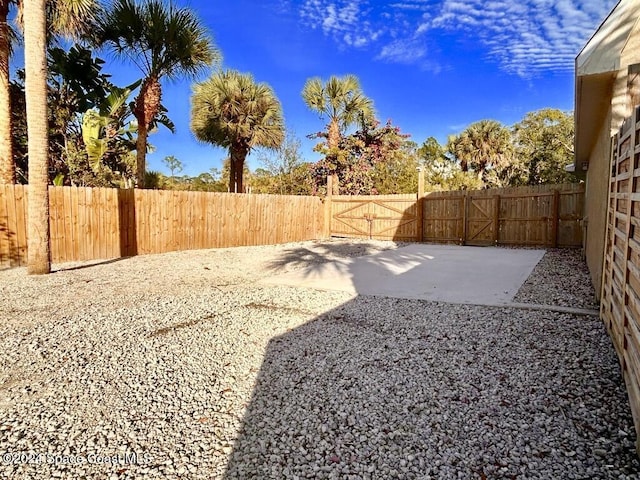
(377, 39), (427, 64)
(300, 0), (381, 48)
(292, 0), (619, 76)
(428, 0), (618, 76)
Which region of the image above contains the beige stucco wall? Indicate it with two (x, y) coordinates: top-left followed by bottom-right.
(584, 108), (612, 299)
(584, 67), (633, 300)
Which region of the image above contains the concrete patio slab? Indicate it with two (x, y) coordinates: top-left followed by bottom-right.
(261, 244), (546, 305)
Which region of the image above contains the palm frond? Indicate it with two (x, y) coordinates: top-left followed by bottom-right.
(96, 0), (220, 79)
(190, 69), (284, 151)
(49, 0), (99, 40)
(302, 74), (375, 133)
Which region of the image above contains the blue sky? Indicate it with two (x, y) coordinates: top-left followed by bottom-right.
(94, 0), (618, 175)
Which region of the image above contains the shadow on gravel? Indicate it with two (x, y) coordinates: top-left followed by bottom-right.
(224, 244), (640, 479)
(52, 257), (131, 272)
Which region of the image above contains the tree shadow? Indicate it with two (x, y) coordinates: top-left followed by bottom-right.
(117, 188), (137, 258)
(263, 240), (411, 275)
(223, 241), (639, 478)
(52, 256), (131, 273)
(0, 224), (23, 270)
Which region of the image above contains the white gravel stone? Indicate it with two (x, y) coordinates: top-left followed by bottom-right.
(0, 240), (638, 479)
(514, 248), (599, 310)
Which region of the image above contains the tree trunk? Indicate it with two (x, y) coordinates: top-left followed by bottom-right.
(327, 119), (340, 194)
(0, 0), (14, 184)
(229, 144), (247, 193)
(135, 119), (147, 188)
(133, 76), (162, 189)
(24, 0), (50, 274)
(327, 119), (340, 150)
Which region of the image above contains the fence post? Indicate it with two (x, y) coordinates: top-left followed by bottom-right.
(324, 175), (333, 238)
(493, 194), (500, 245)
(551, 190), (560, 248)
(462, 192), (469, 245)
(418, 167), (425, 198)
(417, 168), (425, 242)
(331, 173), (339, 195)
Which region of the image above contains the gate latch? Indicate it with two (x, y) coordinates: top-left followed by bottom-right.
(363, 213), (378, 239)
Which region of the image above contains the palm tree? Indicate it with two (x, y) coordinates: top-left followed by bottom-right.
(190, 69), (285, 193)
(448, 120), (514, 181)
(0, 0), (98, 184)
(96, 0), (220, 188)
(302, 74), (374, 150)
(23, 0), (50, 273)
(302, 74), (374, 193)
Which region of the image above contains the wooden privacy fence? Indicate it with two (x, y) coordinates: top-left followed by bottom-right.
(327, 183), (584, 246)
(601, 105), (640, 447)
(1, 182), (584, 268)
(423, 184), (584, 246)
(0, 185), (324, 267)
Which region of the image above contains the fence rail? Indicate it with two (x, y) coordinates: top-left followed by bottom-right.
(0, 185), (324, 267)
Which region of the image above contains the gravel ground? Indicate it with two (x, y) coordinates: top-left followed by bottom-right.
(514, 248), (599, 310)
(0, 239), (637, 479)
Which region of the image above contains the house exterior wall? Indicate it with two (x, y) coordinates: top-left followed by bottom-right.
(583, 19), (640, 299)
(584, 107), (612, 299)
(580, 4), (640, 453)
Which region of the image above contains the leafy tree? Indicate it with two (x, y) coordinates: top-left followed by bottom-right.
(48, 46), (118, 184)
(250, 167), (277, 194)
(96, 0), (220, 187)
(483, 154), (528, 188)
(447, 120), (515, 185)
(251, 164), (313, 195)
(190, 69), (285, 193)
(513, 108), (576, 185)
(144, 169), (167, 189)
(48, 45), (110, 112)
(417, 137), (458, 189)
(190, 170), (226, 192)
(9, 78), (27, 183)
(163, 155), (183, 178)
(256, 130), (311, 195)
(0, 0), (99, 184)
(0, 0), (16, 183)
(79, 81), (140, 186)
(370, 138), (419, 194)
(440, 169), (484, 191)
(418, 137), (448, 165)
(309, 119), (412, 195)
(10, 49), (141, 186)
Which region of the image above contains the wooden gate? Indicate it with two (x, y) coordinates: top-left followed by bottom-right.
(465, 196), (498, 246)
(421, 194), (498, 245)
(329, 194), (418, 241)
